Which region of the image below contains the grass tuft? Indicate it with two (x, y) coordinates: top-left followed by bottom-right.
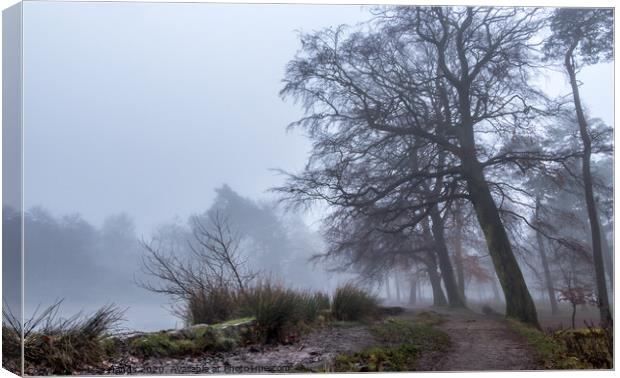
(184, 286), (240, 325)
(2, 301), (123, 375)
(331, 283), (379, 322)
(240, 281), (323, 344)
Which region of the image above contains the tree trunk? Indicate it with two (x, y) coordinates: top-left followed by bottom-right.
(464, 161), (539, 327)
(395, 271), (402, 304)
(453, 208), (467, 301)
(565, 47), (612, 328)
(452, 69), (539, 326)
(409, 274), (417, 306)
(600, 224), (613, 290)
(535, 197), (559, 315)
(491, 279), (502, 303)
(385, 276), (392, 301)
(417, 277), (423, 303)
(425, 251), (448, 307)
(430, 207), (467, 308)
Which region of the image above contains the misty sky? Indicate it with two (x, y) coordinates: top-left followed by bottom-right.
(22, 2), (372, 234)
(22, 1), (613, 235)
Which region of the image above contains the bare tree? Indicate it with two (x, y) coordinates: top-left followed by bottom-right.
(276, 6), (583, 326)
(137, 211), (257, 322)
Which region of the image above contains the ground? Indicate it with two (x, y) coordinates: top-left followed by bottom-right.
(78, 307), (543, 374)
(416, 308), (538, 371)
(83, 322), (379, 374)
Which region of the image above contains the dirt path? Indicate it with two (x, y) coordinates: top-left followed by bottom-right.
(418, 308), (538, 371)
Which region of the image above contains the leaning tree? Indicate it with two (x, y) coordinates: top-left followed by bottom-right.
(276, 6), (580, 326)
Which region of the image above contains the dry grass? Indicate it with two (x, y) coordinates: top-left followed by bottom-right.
(332, 283), (379, 322)
(2, 301), (123, 375)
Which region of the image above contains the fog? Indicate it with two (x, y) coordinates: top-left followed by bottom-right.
(17, 2), (377, 330)
(9, 3), (614, 332)
(22, 2), (375, 234)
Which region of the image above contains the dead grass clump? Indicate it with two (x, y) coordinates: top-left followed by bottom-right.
(3, 301), (123, 375)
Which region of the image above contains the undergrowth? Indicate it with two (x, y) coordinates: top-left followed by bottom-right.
(2, 301), (123, 375)
(331, 283), (379, 322)
(507, 319), (613, 369)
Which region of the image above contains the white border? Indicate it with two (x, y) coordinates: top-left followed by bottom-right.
(0, 1), (616, 378)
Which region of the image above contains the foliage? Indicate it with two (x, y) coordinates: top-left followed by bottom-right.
(556, 286), (596, 307)
(184, 285), (241, 325)
(276, 5), (562, 327)
(507, 319), (612, 369)
(331, 284), (379, 321)
(299, 292), (331, 324)
(554, 325), (613, 369)
(333, 344), (420, 372)
(544, 8), (613, 64)
(2, 302), (123, 375)
(239, 281), (322, 343)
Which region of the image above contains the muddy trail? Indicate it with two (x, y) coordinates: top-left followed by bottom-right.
(417, 308), (538, 371)
(78, 308), (538, 374)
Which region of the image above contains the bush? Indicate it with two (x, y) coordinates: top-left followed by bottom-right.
(240, 281), (308, 343)
(507, 319), (612, 369)
(554, 326), (612, 369)
(299, 291), (331, 324)
(332, 283), (378, 321)
(2, 302), (123, 375)
(239, 281), (332, 343)
(184, 286), (240, 325)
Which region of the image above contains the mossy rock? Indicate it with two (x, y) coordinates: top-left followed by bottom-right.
(122, 317), (257, 359)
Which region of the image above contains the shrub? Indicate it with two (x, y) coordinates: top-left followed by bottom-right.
(507, 319), (612, 369)
(299, 291), (331, 324)
(184, 286), (240, 325)
(240, 281), (307, 343)
(315, 292), (331, 311)
(554, 326), (612, 369)
(332, 283), (378, 321)
(3, 302), (123, 375)
(239, 281), (333, 343)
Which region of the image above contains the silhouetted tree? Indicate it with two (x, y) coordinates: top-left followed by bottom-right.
(277, 6), (581, 326)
